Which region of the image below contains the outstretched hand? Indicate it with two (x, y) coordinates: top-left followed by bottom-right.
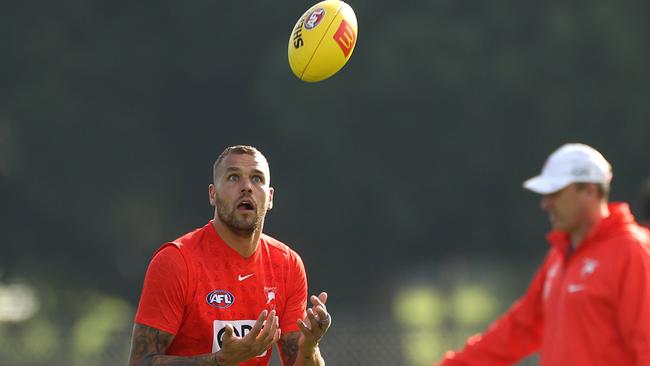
(218, 309), (281, 365)
(297, 292), (331, 349)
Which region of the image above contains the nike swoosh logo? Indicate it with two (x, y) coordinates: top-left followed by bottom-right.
(238, 273), (254, 281)
(567, 284), (585, 293)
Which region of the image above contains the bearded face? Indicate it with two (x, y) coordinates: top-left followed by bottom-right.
(214, 191), (265, 236)
(209, 152), (274, 237)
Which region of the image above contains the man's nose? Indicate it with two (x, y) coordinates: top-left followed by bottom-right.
(240, 178), (253, 193)
(540, 195), (552, 211)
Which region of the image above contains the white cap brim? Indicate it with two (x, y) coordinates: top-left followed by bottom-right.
(523, 175), (573, 194)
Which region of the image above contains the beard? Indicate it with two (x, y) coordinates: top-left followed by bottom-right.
(215, 195), (264, 236)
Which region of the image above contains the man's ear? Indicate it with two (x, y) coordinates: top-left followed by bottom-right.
(208, 184), (216, 207)
(268, 187), (274, 210)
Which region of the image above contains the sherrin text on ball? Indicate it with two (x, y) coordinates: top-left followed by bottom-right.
(288, 0), (358, 82)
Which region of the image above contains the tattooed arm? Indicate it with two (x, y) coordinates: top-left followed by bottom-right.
(128, 310), (281, 366)
(278, 292), (331, 366)
(127, 324), (220, 366)
(278, 331), (324, 366)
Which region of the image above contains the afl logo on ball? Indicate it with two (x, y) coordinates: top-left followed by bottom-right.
(304, 8), (325, 30)
(206, 290), (235, 308)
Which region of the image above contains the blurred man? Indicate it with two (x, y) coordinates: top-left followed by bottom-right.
(128, 145), (331, 366)
(639, 177), (650, 230)
(437, 143), (650, 366)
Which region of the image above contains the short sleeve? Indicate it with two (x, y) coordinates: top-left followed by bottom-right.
(280, 250), (308, 333)
(134, 245), (188, 335)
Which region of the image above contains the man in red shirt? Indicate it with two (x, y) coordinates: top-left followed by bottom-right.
(437, 143), (650, 366)
(128, 145), (332, 366)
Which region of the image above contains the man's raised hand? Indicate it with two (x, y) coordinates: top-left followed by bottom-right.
(218, 309), (281, 365)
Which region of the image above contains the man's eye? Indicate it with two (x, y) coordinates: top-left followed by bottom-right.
(227, 174), (238, 182)
(252, 175), (263, 184)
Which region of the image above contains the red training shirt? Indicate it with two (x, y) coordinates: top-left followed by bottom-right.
(135, 221), (308, 365)
(438, 203), (650, 366)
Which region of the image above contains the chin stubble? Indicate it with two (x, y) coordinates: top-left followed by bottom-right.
(218, 206), (265, 236)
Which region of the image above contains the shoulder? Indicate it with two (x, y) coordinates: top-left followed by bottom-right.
(154, 223), (212, 258)
(149, 244), (187, 272)
(599, 224), (650, 270)
(148, 224), (214, 274)
(142, 245), (189, 289)
(262, 233), (298, 255)
(612, 224), (650, 254)
(172, 224), (210, 247)
(261, 233), (305, 265)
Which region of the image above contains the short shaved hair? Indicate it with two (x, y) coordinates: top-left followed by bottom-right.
(212, 145), (267, 183)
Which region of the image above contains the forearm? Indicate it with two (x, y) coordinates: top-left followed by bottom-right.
(129, 324), (232, 366)
(293, 346), (324, 366)
(135, 352), (233, 366)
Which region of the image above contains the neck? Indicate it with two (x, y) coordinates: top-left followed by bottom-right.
(212, 218), (263, 258)
(570, 201), (609, 248)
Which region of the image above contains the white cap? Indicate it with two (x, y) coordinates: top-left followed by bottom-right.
(523, 143), (612, 194)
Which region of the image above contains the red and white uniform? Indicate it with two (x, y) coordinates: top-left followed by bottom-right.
(135, 221), (307, 365)
(439, 203), (650, 366)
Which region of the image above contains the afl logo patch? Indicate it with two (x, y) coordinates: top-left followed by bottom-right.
(304, 8), (325, 30)
(206, 290), (235, 308)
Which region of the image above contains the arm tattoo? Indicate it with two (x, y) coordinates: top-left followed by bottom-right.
(129, 324), (174, 366)
(279, 332), (300, 366)
(128, 324), (220, 366)
(145, 356), (217, 366)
